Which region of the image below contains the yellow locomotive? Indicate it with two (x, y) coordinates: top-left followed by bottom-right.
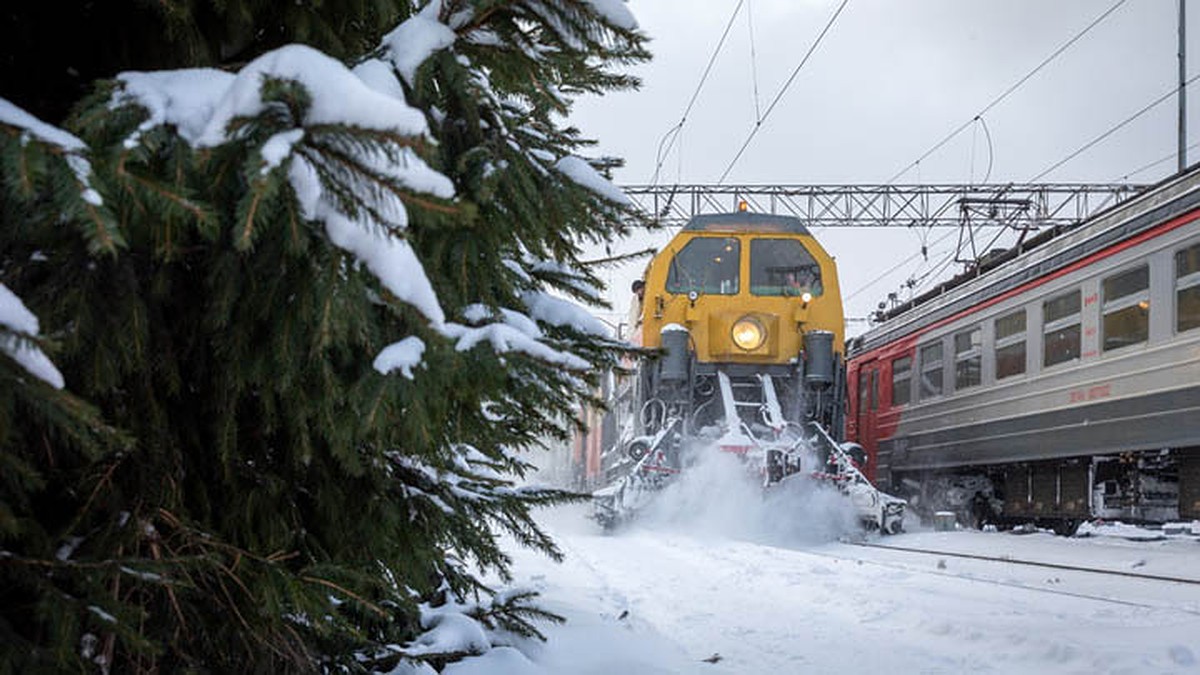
(594, 209), (904, 532)
(638, 212), (844, 360)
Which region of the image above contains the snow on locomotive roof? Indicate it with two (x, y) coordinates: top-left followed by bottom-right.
(683, 212), (811, 235)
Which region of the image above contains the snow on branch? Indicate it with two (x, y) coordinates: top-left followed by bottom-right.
(554, 156), (631, 206)
(106, 33), (618, 380)
(381, 1), (458, 86)
(352, 59), (408, 102)
(527, 258), (604, 303)
(114, 46), (429, 148)
(113, 44), (453, 328)
(287, 156), (447, 324)
(0, 283), (65, 389)
(441, 322), (589, 370)
(521, 291), (611, 338)
(111, 69), (234, 148)
(0, 98), (103, 207)
(582, 0), (638, 30)
(374, 336), (426, 379)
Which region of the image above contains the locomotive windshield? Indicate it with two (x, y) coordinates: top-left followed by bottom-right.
(750, 239), (823, 297)
(665, 237), (740, 295)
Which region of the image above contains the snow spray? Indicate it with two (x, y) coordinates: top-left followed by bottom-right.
(637, 439), (860, 546)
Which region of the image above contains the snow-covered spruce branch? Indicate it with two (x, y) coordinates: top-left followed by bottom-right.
(0, 98), (121, 253)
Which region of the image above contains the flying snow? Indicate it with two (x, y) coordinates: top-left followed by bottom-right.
(640, 445), (860, 546)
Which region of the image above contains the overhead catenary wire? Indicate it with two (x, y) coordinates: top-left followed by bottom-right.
(650, 0), (746, 186)
(844, 228), (958, 302)
(853, 0), (1128, 315)
(747, 0), (762, 121)
(866, 58), (1192, 316)
(972, 116), (995, 185)
(717, 0), (851, 184)
(860, 57), (1185, 315)
(884, 0), (1129, 185)
(1116, 139), (1200, 181)
(1031, 71), (1200, 182)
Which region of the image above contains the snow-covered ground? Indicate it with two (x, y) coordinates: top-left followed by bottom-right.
(457, 461), (1200, 675)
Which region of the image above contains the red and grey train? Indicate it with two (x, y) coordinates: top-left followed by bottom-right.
(847, 167), (1200, 532)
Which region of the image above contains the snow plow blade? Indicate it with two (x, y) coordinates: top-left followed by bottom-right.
(592, 418), (906, 534)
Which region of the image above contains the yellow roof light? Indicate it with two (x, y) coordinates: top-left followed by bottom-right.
(737, 200), (749, 212)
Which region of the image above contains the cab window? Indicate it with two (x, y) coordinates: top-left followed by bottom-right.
(665, 237), (740, 295)
(750, 239), (823, 297)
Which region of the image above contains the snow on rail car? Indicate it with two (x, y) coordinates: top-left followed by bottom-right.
(847, 167), (1200, 534)
(577, 207), (905, 533)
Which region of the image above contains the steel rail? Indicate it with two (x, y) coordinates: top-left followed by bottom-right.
(851, 540), (1200, 586)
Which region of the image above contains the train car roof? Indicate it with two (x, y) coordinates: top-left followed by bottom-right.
(683, 212), (811, 236)
(851, 165), (1200, 356)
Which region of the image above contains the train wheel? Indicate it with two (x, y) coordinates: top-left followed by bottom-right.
(626, 439), (650, 462)
(1053, 519), (1079, 537)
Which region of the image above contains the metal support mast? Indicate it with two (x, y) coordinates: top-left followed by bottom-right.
(1181, 0), (1189, 173)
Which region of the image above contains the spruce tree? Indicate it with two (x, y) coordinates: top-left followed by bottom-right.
(0, 1), (648, 672)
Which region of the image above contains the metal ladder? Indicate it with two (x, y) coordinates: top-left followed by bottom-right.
(716, 372), (786, 434)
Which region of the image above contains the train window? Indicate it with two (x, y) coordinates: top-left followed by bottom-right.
(994, 310), (1026, 379)
(1177, 242), (1200, 332)
(749, 239), (822, 297)
(665, 237), (740, 295)
(869, 369), (879, 411)
(918, 342), (943, 399)
(891, 356), (912, 406)
(1101, 265), (1149, 352)
(953, 326), (981, 390)
(858, 370), (868, 413)
(1043, 290), (1081, 367)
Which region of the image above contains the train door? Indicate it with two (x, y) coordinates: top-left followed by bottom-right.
(855, 360), (881, 478)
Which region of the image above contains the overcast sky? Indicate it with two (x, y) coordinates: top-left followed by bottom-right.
(570, 0), (1192, 333)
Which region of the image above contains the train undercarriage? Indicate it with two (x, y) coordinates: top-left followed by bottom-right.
(593, 329), (906, 534)
(894, 447), (1200, 535)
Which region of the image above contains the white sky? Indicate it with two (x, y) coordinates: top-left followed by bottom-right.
(570, 0), (1195, 333)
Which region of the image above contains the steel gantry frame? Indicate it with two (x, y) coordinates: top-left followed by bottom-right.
(620, 183), (1147, 230)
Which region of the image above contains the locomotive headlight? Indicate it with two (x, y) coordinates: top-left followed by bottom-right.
(801, 291), (813, 304)
(731, 316), (766, 351)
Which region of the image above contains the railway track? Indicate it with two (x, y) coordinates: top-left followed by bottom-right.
(789, 538), (1200, 618)
(851, 540), (1200, 586)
